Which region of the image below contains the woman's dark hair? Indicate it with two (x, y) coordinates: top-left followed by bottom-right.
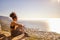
(10, 12), (17, 19)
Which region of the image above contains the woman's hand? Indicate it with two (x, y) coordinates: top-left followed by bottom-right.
(15, 25), (18, 30)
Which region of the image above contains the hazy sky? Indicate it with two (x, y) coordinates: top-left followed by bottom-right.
(0, 0), (60, 20)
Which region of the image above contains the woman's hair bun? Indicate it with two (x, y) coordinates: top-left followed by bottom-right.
(10, 12), (16, 18)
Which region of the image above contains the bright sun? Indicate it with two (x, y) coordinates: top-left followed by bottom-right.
(51, 0), (60, 3)
(57, 0), (60, 2)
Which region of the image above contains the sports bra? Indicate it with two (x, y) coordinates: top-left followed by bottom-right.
(10, 25), (15, 29)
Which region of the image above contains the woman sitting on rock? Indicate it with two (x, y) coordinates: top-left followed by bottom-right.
(10, 12), (29, 40)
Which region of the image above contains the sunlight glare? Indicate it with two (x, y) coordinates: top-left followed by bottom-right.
(48, 18), (60, 33)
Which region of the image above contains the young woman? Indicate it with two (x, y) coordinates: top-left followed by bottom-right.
(10, 12), (29, 40)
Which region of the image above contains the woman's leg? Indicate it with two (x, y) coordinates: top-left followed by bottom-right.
(12, 33), (24, 40)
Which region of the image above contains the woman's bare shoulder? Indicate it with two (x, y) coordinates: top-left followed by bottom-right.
(10, 21), (16, 26)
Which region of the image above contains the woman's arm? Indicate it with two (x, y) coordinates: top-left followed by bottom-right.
(18, 24), (25, 33)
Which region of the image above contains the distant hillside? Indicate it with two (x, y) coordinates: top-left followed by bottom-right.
(0, 16), (11, 32)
